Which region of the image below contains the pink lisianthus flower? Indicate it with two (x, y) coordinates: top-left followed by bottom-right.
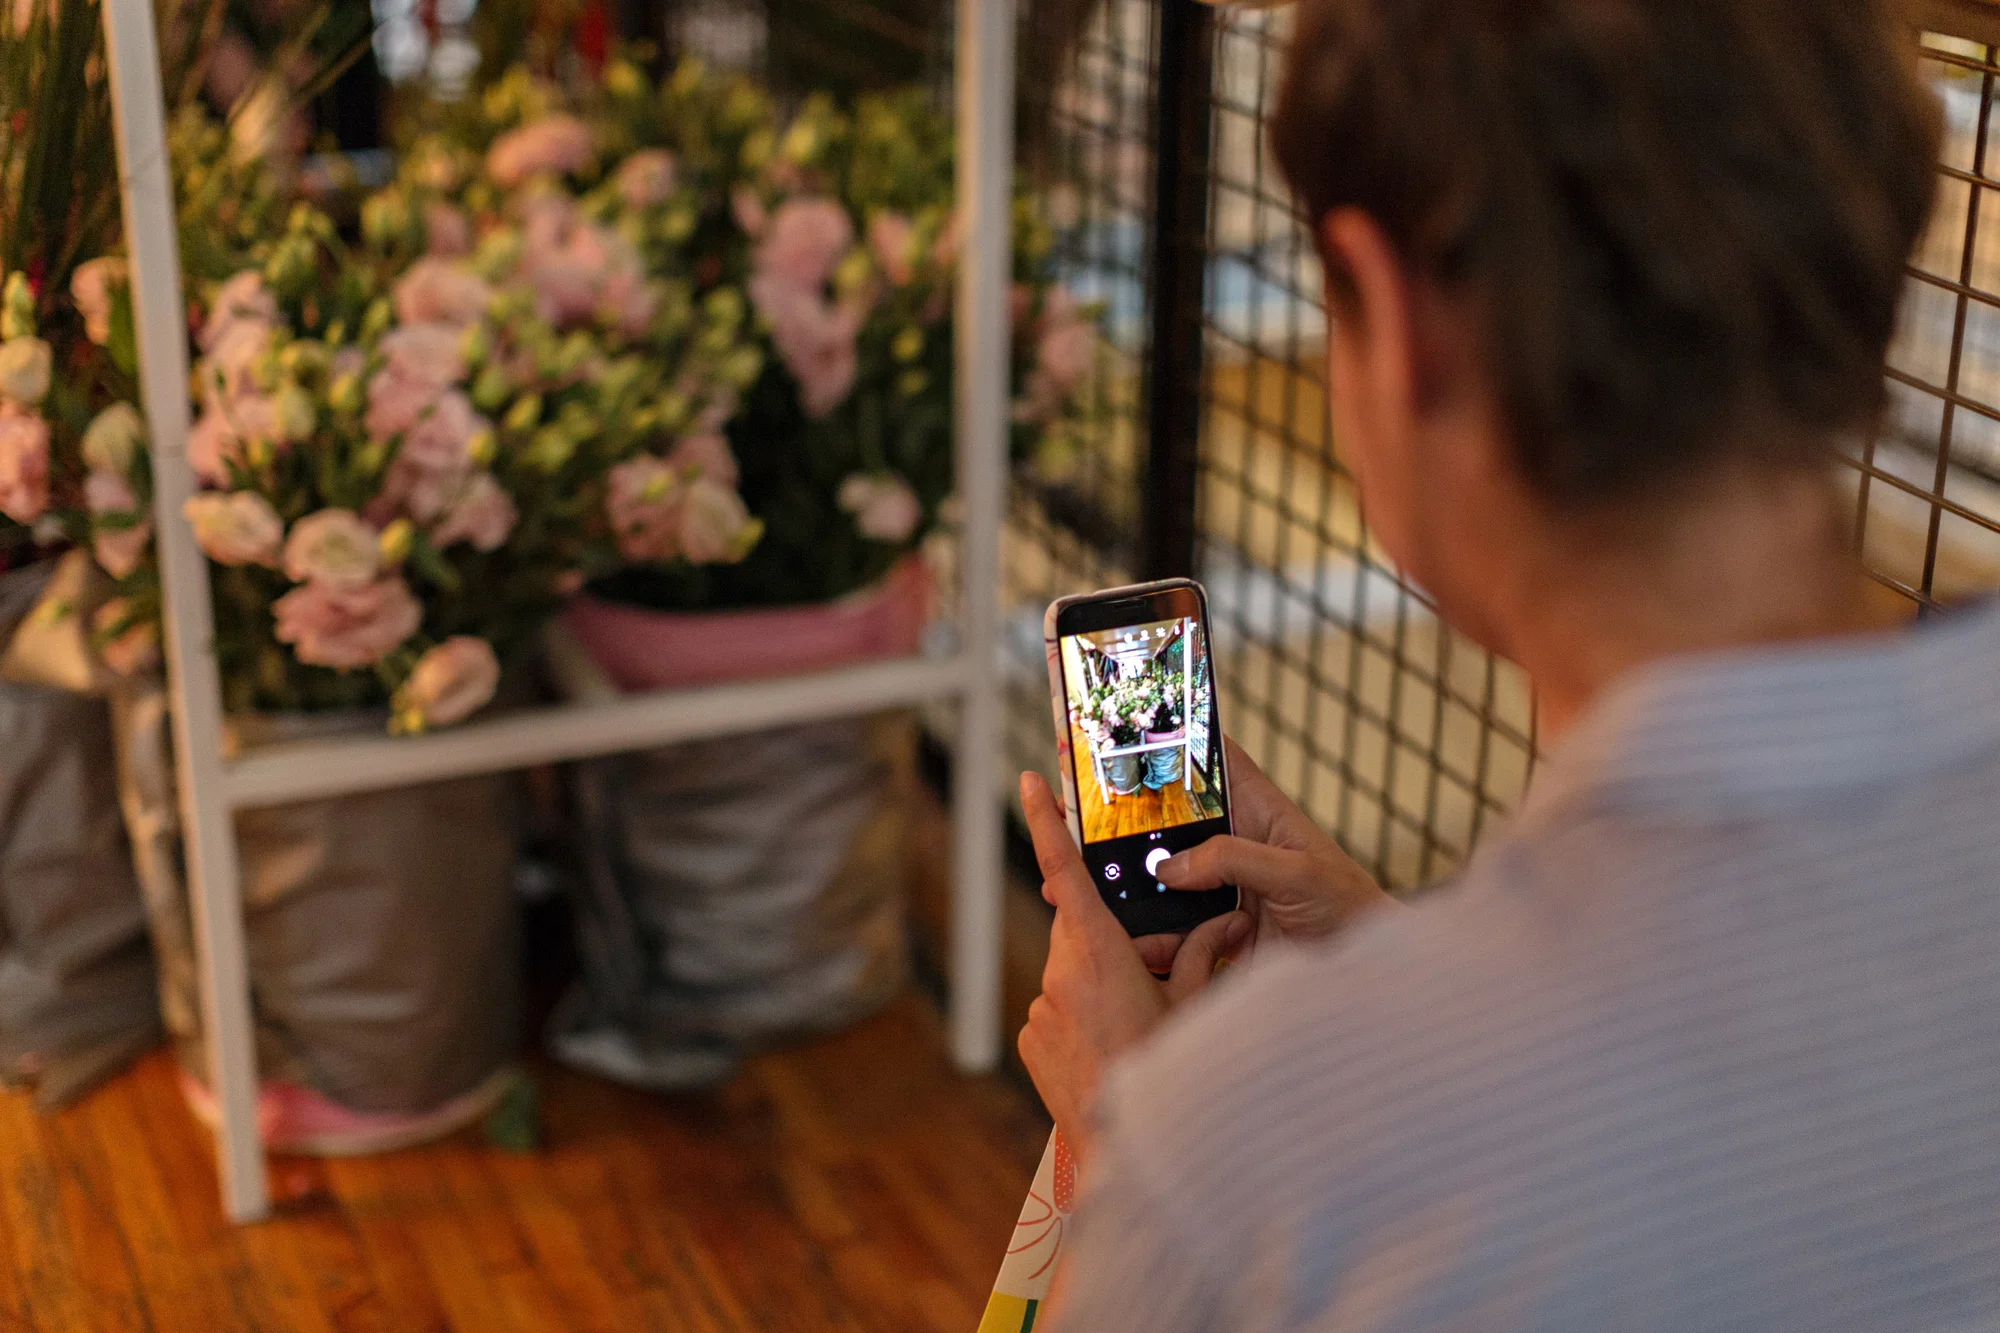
(751, 279), (861, 419)
(199, 271), (278, 353)
(837, 472), (922, 543)
(428, 471), (517, 551)
(867, 212), (916, 287)
(676, 477), (759, 565)
(378, 323), (467, 391)
(424, 202), (473, 258)
(395, 636), (500, 728)
(272, 577), (422, 670)
(70, 257), (127, 346)
(0, 408), (50, 523)
(731, 187), (769, 238)
(184, 491), (284, 567)
(615, 149), (677, 209)
(282, 509), (380, 591)
(204, 319), (274, 402)
(85, 470), (152, 579)
(666, 433), (739, 489)
(604, 454), (683, 562)
(754, 198), (853, 292)
(93, 600), (159, 676)
(391, 259), (493, 330)
(485, 114), (596, 189)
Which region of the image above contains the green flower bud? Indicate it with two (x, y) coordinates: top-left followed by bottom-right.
(278, 340), (329, 377)
(471, 363), (512, 412)
(661, 207), (697, 244)
(670, 57), (707, 96)
(780, 120), (818, 164)
(722, 346), (764, 388)
(359, 297), (393, 343)
(740, 129), (775, 170)
(604, 59), (645, 99)
(459, 322), (493, 367)
(898, 369), (928, 398)
(273, 384), (316, 440)
(355, 439), (392, 478)
(503, 393), (544, 433)
(703, 287), (745, 329)
(654, 391), (690, 432)
(466, 427), (498, 468)
(378, 518), (413, 567)
(0, 273), (36, 341)
(556, 331), (594, 375)
(526, 426), (575, 472)
(327, 372), (364, 417)
(891, 327), (924, 363)
(361, 193), (410, 250)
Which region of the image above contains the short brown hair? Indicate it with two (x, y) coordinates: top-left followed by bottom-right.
(1271, 0), (1943, 501)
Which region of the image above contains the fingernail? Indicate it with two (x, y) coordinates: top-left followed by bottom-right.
(1223, 912), (1251, 948)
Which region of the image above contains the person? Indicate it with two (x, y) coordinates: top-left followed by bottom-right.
(1015, 1), (2000, 1327)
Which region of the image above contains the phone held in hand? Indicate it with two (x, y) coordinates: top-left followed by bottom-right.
(1044, 578), (1239, 937)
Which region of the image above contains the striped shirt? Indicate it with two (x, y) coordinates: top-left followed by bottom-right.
(1059, 604), (2000, 1332)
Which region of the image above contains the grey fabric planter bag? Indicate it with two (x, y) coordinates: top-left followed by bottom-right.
(112, 693), (522, 1115)
(554, 714), (912, 1091)
(0, 561), (161, 1107)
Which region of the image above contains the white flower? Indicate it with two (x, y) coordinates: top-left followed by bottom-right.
(0, 337), (52, 407)
(185, 491), (284, 567)
(282, 509), (380, 590)
(837, 472), (923, 543)
(70, 257), (127, 346)
(81, 402), (145, 474)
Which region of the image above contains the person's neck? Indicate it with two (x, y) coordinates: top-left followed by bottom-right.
(1496, 468), (1898, 741)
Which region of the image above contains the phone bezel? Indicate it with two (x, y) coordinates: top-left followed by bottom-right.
(1048, 578), (1239, 937)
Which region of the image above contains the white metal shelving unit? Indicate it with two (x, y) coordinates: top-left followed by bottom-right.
(102, 0), (1014, 1223)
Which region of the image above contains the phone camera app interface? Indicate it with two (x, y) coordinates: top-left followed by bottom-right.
(1059, 614), (1231, 928)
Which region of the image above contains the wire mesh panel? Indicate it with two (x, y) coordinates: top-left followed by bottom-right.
(1862, 31), (2000, 609)
(1188, 7), (1533, 893)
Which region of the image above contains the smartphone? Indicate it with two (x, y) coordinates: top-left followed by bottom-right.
(1044, 578), (1238, 937)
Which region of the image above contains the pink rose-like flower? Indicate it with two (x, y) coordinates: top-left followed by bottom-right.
(666, 433), (739, 489)
(731, 187), (768, 238)
(752, 280), (861, 419)
(93, 519), (152, 580)
(837, 472), (922, 543)
(282, 508), (380, 591)
(186, 408), (240, 484)
(867, 212), (916, 287)
(401, 389), (484, 474)
(272, 577), (422, 670)
(70, 257), (127, 346)
(86, 468), (153, 579)
(425, 202), (473, 258)
(392, 259), (492, 330)
(616, 150), (677, 209)
(485, 114), (596, 189)
(754, 198), (853, 292)
(93, 600), (159, 676)
(429, 471), (517, 551)
(378, 323), (466, 390)
(184, 491), (283, 567)
(199, 270), (277, 352)
(397, 636), (500, 728)
(0, 409), (50, 523)
(605, 454), (683, 562)
(205, 319), (273, 402)
(364, 370), (438, 445)
(676, 477), (757, 565)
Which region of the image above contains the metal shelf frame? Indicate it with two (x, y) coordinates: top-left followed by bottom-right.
(102, 0), (1014, 1222)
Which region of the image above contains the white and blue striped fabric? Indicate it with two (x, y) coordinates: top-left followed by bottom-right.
(1058, 603), (2000, 1332)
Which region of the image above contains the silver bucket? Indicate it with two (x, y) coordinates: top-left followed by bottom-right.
(554, 712), (912, 1090)
(0, 561), (160, 1107)
(112, 693), (521, 1117)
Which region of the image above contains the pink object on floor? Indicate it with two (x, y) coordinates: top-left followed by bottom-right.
(177, 1066), (512, 1156)
(564, 556), (932, 692)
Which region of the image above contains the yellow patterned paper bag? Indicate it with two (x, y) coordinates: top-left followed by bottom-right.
(979, 1130), (1076, 1331)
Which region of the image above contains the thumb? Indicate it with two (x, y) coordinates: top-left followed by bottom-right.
(1020, 772), (1128, 947)
(1164, 910), (1251, 1005)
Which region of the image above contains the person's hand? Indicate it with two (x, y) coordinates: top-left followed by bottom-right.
(1016, 771), (1249, 1162)
(1134, 739), (1396, 973)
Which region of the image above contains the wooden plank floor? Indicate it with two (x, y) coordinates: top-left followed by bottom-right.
(0, 993), (1048, 1333)
(1069, 720), (1225, 842)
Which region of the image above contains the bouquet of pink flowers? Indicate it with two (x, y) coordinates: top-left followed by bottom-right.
(76, 94), (766, 728)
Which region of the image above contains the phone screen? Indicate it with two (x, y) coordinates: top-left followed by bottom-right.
(1055, 587), (1237, 936)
